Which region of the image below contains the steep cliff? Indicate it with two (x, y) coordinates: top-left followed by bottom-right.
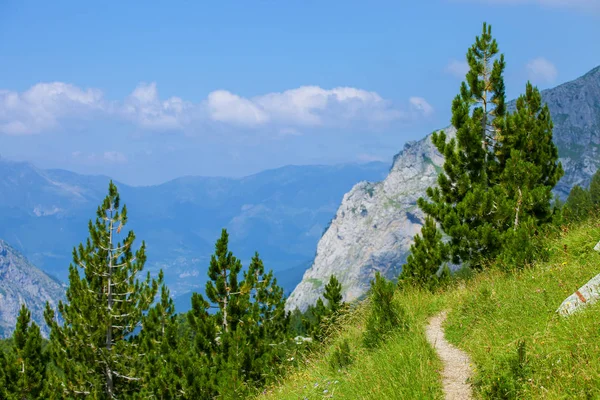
(286, 128), (453, 311)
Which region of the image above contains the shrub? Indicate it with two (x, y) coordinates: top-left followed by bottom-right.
(329, 338), (353, 371)
(363, 273), (408, 349)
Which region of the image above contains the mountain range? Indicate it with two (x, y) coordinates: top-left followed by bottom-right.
(0, 158), (389, 311)
(287, 65), (600, 312)
(1, 65), (598, 327)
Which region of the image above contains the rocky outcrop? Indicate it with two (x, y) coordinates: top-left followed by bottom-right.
(286, 127), (453, 312)
(541, 66), (600, 198)
(287, 65), (600, 312)
(0, 239), (65, 338)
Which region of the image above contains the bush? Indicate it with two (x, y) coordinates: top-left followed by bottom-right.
(497, 222), (548, 271)
(363, 273), (408, 349)
(329, 338), (353, 371)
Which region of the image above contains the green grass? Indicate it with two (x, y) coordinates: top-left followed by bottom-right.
(259, 218), (600, 399)
(258, 290), (445, 399)
(445, 219), (600, 399)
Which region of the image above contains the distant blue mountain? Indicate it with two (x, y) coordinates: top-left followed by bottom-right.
(0, 158), (389, 311)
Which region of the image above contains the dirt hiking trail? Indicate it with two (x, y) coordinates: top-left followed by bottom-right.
(425, 311), (473, 400)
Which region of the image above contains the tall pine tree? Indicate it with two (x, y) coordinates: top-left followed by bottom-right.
(44, 181), (159, 399)
(418, 22), (562, 273)
(420, 22), (507, 269)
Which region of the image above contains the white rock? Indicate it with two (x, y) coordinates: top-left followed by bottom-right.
(556, 272), (600, 316)
(285, 127), (455, 312)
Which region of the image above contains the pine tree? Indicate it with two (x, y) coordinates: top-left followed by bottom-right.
(204, 228), (244, 334)
(420, 22), (507, 269)
(363, 273), (406, 349)
(400, 216), (449, 290)
(564, 185), (593, 222)
(184, 294), (218, 399)
(589, 169), (600, 207)
(3, 305), (46, 399)
(498, 82), (564, 230)
(303, 298), (327, 341)
(185, 232), (288, 397)
(323, 275), (343, 313)
(138, 271), (185, 399)
(419, 22), (562, 271)
(44, 181), (159, 399)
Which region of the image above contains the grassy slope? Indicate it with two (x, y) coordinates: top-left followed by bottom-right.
(259, 219), (600, 399)
(259, 290), (445, 399)
(445, 219), (600, 399)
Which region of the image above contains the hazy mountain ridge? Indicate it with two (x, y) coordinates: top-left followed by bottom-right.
(287, 65), (600, 312)
(0, 159), (390, 307)
(0, 239), (66, 338)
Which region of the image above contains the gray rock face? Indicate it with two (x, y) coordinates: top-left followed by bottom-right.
(287, 65), (600, 313)
(286, 128), (453, 312)
(543, 66), (600, 198)
(0, 239), (65, 338)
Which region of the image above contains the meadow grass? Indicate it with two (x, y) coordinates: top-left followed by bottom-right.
(258, 218), (600, 399)
(258, 289), (445, 399)
(445, 219), (600, 399)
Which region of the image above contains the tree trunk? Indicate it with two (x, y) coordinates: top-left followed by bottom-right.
(106, 207), (114, 398)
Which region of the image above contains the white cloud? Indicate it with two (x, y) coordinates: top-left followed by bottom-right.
(207, 90), (269, 126)
(253, 86), (404, 126)
(0, 83), (104, 134)
(445, 59), (470, 79)
(526, 57), (558, 84)
(0, 81), (433, 135)
(121, 82), (196, 130)
(409, 97), (434, 116)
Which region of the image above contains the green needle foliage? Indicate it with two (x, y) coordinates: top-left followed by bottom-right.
(363, 272), (407, 349)
(303, 275), (347, 341)
(399, 216), (449, 290)
(185, 229), (289, 398)
(589, 169), (600, 207)
(564, 184), (594, 222)
(138, 270), (186, 399)
(323, 275), (343, 313)
(2, 305), (47, 399)
(44, 181), (159, 399)
(0, 347), (6, 399)
(420, 22), (509, 270)
(417, 22), (562, 277)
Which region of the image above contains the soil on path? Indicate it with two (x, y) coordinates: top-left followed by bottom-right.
(425, 311), (473, 400)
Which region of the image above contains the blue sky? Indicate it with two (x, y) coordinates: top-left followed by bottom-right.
(1, 0), (599, 185)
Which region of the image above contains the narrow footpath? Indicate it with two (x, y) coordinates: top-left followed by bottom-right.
(425, 311), (473, 400)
